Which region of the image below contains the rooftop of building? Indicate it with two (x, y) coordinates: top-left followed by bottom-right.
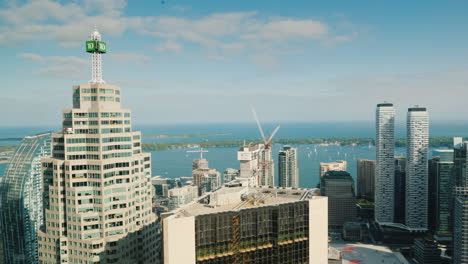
(322, 171), (353, 180)
(329, 243), (410, 264)
(167, 186), (322, 218)
(408, 106), (427, 112)
(377, 103), (394, 107)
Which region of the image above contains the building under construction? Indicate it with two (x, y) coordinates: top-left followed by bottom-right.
(162, 186), (328, 264)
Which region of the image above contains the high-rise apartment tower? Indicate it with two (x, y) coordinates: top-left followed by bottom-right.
(406, 106), (429, 231)
(375, 103), (396, 224)
(278, 145), (299, 188)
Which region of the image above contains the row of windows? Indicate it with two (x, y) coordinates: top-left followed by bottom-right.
(102, 144), (132, 151)
(67, 146), (99, 152)
(103, 152), (132, 159)
(65, 112), (130, 119)
(66, 138), (99, 144)
(74, 128), (131, 134)
(102, 136), (132, 143)
(104, 170), (130, 178)
(67, 154), (100, 160)
(71, 165), (100, 171)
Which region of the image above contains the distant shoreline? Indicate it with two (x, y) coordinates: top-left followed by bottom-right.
(0, 136), (457, 153)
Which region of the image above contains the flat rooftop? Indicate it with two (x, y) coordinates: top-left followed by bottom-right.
(329, 243), (409, 264)
(170, 186), (321, 217)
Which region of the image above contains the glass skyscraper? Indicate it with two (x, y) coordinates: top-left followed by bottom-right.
(0, 133), (52, 264)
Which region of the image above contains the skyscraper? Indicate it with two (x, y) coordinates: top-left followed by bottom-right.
(320, 171), (356, 229)
(428, 150), (454, 236)
(357, 159), (375, 201)
(0, 133), (52, 264)
(394, 157), (406, 224)
(237, 144), (261, 186)
(37, 29), (159, 263)
(453, 187), (468, 264)
(258, 147), (275, 186)
(375, 103), (396, 224)
(278, 145), (299, 188)
(406, 106), (429, 231)
(453, 137), (468, 187)
(319, 160), (347, 178)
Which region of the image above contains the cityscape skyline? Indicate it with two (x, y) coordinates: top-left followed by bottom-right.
(2, 1), (468, 263)
(2, 0), (468, 126)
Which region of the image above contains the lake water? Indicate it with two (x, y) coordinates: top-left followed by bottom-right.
(0, 121), (461, 187)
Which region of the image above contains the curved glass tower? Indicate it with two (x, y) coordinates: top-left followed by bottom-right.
(0, 133), (52, 264)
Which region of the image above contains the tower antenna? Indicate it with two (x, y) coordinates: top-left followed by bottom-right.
(86, 27), (107, 84)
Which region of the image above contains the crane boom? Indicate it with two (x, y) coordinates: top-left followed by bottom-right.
(266, 125), (280, 145)
(251, 107), (267, 144)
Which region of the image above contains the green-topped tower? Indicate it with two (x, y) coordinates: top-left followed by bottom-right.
(37, 29), (160, 264)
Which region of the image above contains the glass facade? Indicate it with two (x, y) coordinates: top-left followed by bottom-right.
(0, 133), (52, 264)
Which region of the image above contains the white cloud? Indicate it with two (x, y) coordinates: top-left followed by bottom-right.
(242, 19), (328, 41)
(155, 40), (183, 53)
(2, 0), (362, 67)
(17, 52), (87, 78)
(108, 52), (151, 63)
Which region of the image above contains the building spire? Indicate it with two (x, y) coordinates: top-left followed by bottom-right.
(86, 27), (107, 84)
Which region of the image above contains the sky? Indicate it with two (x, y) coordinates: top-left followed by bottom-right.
(1, 0), (468, 126)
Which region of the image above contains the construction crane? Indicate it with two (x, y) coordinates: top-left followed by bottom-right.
(251, 107), (280, 149)
(186, 148), (209, 159)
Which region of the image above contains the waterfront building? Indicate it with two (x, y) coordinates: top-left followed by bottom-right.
(453, 187), (468, 264)
(162, 186), (328, 264)
(0, 133), (52, 264)
(406, 106), (429, 231)
(320, 171), (356, 229)
(375, 102), (396, 224)
(319, 160), (347, 178)
(237, 144), (261, 186)
(394, 156), (406, 224)
(357, 159), (375, 201)
(37, 30), (159, 263)
(429, 150), (454, 236)
(167, 185), (199, 210)
(258, 147), (275, 186)
(278, 145), (299, 188)
(223, 168), (240, 183)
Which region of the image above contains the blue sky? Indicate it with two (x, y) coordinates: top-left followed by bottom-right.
(1, 0), (468, 126)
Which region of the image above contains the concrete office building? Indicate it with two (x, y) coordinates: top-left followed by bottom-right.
(320, 171), (356, 229)
(258, 147), (275, 187)
(429, 150), (454, 236)
(193, 167), (221, 195)
(319, 160), (347, 178)
(167, 185), (199, 210)
(0, 133), (52, 264)
(237, 145), (262, 186)
(224, 168), (240, 183)
(453, 187), (468, 264)
(406, 107), (429, 231)
(375, 103), (396, 224)
(37, 30), (159, 264)
(278, 145), (299, 188)
(162, 186), (328, 264)
(357, 159), (375, 201)
(394, 157), (406, 224)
